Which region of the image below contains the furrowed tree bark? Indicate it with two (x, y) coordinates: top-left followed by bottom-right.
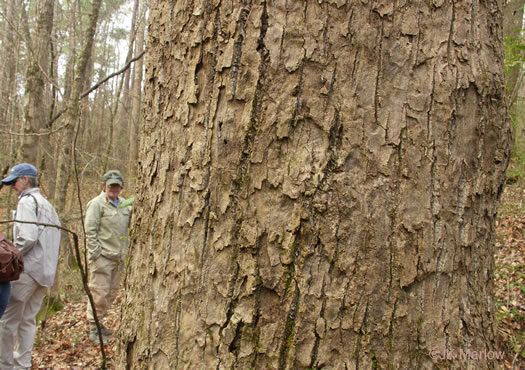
(120, 1), (511, 369)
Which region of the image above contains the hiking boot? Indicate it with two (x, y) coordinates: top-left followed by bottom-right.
(88, 326), (108, 345)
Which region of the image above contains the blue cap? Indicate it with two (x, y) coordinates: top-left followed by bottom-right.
(1, 163), (38, 185)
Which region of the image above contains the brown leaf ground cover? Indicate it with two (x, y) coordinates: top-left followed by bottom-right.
(33, 295), (120, 369)
(495, 185), (525, 369)
(28, 186), (524, 369)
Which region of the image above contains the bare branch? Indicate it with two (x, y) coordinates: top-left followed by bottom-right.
(0, 50), (146, 138)
(46, 49), (146, 130)
(81, 49), (146, 98)
(0, 121), (70, 137)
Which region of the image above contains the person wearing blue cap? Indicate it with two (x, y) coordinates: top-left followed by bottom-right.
(0, 163), (61, 369)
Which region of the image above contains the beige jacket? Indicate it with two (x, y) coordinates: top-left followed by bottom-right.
(85, 192), (130, 261)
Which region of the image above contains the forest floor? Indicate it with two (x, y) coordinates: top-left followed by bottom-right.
(24, 185), (525, 369)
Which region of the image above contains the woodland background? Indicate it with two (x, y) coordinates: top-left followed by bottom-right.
(0, 0), (521, 368)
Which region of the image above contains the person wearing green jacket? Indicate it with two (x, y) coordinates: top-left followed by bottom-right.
(85, 170), (130, 344)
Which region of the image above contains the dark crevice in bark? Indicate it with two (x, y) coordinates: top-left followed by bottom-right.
(230, 2), (252, 99)
(283, 237), (300, 297)
(447, 1), (456, 61)
(374, 22), (384, 126)
(276, 217), (303, 369)
(351, 48), (359, 85)
(175, 144), (192, 223)
(354, 299), (369, 369)
(278, 281), (300, 370)
(200, 190), (211, 266)
(173, 291), (182, 369)
(346, 8), (355, 44)
(388, 196), (397, 299)
(303, 0), (308, 24)
(250, 266), (263, 368)
(309, 241), (341, 368)
(308, 238), (326, 368)
(323, 66), (338, 113)
(455, 160), (466, 247)
(321, 4), (330, 59)
(229, 321), (244, 356)
(387, 297), (398, 351)
(326, 109), (343, 170)
(257, 1), (269, 52)
(414, 11), (422, 66)
(288, 61), (306, 134)
(309, 318), (322, 368)
(126, 338), (135, 370)
(199, 7), (221, 278)
(217, 260), (240, 365)
(427, 64), (437, 142)
(164, 223), (175, 275)
(194, 50), (203, 86)
(232, 0), (267, 192)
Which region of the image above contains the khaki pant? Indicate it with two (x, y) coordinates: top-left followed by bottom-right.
(0, 272), (46, 369)
(86, 255), (121, 324)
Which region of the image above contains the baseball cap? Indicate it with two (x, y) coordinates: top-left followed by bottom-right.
(1, 163), (38, 185)
(103, 170), (123, 187)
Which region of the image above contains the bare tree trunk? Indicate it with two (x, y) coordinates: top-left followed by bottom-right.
(40, 36), (59, 191)
(102, 72), (126, 174)
(118, 0), (140, 179)
(21, 0), (55, 164)
(119, 1), (511, 369)
(54, 0), (103, 214)
(127, 0), (145, 182)
(49, 0), (79, 203)
(503, 0), (525, 98)
(0, 0), (18, 130)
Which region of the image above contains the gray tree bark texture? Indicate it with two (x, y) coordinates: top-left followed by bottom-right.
(119, 1), (511, 369)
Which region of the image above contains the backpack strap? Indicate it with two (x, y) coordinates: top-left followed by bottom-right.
(23, 193), (39, 217)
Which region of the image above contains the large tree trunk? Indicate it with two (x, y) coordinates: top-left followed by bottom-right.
(120, 1), (511, 369)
